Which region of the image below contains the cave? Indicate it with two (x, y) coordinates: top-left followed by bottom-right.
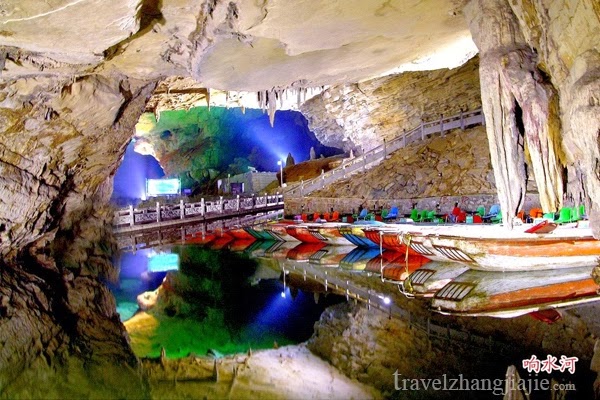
(1, 0), (600, 398)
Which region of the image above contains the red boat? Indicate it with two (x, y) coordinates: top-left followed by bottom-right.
(285, 224), (325, 244)
(363, 228), (419, 255)
(228, 227), (256, 241)
(263, 222), (300, 242)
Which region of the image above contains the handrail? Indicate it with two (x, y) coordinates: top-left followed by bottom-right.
(112, 193), (284, 228)
(285, 108), (484, 196)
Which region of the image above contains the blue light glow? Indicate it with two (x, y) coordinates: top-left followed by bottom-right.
(112, 141), (164, 204)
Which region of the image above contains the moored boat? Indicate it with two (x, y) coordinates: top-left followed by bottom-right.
(338, 221), (385, 248)
(431, 266), (600, 318)
(228, 227), (257, 241)
(285, 224), (325, 244)
(410, 223), (600, 271)
(244, 224), (277, 241)
(362, 226), (420, 255)
(263, 222), (300, 242)
(307, 222), (352, 246)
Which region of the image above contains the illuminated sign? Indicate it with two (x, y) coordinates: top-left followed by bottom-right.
(146, 178), (181, 196)
(148, 253), (180, 273)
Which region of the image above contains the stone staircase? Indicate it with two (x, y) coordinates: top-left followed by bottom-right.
(284, 108), (485, 196)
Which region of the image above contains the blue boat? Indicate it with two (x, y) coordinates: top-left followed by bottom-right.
(338, 220), (386, 248)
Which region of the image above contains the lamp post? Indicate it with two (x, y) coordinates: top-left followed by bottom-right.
(277, 160), (283, 187)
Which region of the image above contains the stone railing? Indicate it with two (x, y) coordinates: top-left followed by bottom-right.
(285, 108), (485, 196)
(116, 209), (284, 252)
(113, 193), (284, 227)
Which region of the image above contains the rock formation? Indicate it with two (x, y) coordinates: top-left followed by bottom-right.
(301, 56), (482, 152)
(0, 0), (598, 396)
(465, 0), (599, 227)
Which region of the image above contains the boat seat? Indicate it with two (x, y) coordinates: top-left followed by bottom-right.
(483, 204), (500, 222)
(490, 210), (502, 223)
(529, 208), (543, 219)
(384, 206), (399, 220)
(554, 207), (573, 224)
(409, 209), (418, 221)
(476, 206), (485, 217)
(543, 212), (556, 221)
(330, 211), (340, 221)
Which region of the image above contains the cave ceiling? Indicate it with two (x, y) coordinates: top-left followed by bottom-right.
(1, 0), (477, 111)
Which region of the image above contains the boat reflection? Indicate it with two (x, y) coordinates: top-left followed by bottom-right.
(403, 262), (471, 298)
(197, 237), (600, 320)
(430, 266), (600, 318)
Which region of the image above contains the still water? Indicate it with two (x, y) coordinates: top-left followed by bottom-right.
(111, 242), (343, 358)
(111, 236), (600, 398)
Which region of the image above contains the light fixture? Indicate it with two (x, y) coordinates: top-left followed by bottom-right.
(277, 160), (283, 187)
(383, 296), (391, 305)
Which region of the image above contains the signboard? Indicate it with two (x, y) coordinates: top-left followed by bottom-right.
(146, 178), (181, 197)
(148, 253), (180, 273)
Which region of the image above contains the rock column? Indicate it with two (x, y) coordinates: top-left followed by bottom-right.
(465, 0), (565, 225)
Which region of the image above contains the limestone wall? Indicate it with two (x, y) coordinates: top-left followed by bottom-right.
(301, 56), (482, 152)
(284, 125), (547, 216)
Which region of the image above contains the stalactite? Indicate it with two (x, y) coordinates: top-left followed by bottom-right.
(225, 91), (230, 109)
(297, 88), (302, 109)
(206, 88), (211, 111)
(267, 89), (277, 127)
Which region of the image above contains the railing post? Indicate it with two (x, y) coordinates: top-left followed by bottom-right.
(420, 120), (424, 140)
(156, 202), (161, 223)
(236, 195), (240, 212)
(129, 204), (134, 227)
(460, 109), (465, 131)
(301, 180), (304, 197)
(363, 151), (366, 171)
(220, 196), (224, 213)
(180, 199), (185, 219)
(440, 114), (444, 137)
(201, 198), (205, 216)
(481, 111), (486, 126)
(383, 138), (387, 158)
(403, 129), (406, 147)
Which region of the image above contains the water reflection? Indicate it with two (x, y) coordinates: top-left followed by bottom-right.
(113, 243), (343, 359)
(111, 233), (600, 398)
